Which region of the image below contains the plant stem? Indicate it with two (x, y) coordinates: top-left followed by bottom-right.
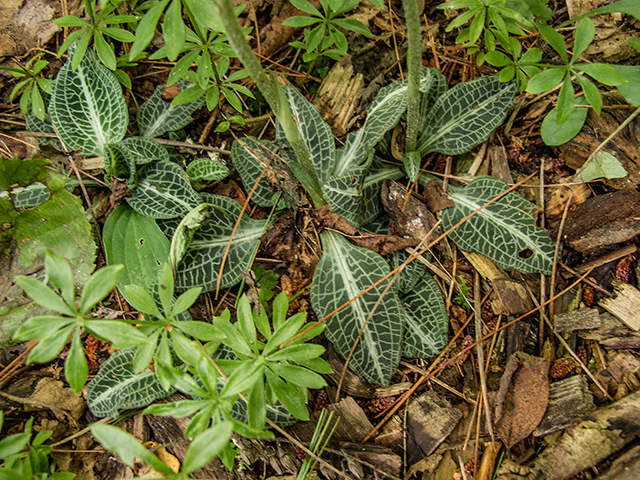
(212, 0), (326, 207)
(402, 0), (422, 153)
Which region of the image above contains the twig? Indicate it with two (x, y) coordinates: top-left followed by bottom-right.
(583, 106), (640, 164)
(474, 270), (495, 447)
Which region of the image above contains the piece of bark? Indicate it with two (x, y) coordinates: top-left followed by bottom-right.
(492, 278), (535, 315)
(423, 179), (454, 213)
(381, 180), (442, 244)
(595, 444), (640, 480)
(313, 58), (364, 137)
(578, 312), (640, 349)
(496, 389), (640, 480)
(575, 244), (637, 273)
(557, 93), (640, 189)
(557, 189), (640, 252)
(373, 413), (403, 450)
(289, 397), (373, 444)
(406, 391), (462, 464)
(590, 349), (640, 402)
(553, 308), (601, 333)
(322, 442), (401, 480)
(491, 146), (514, 184)
(492, 352), (549, 448)
(599, 280), (640, 331)
(462, 251), (508, 282)
(533, 375), (595, 437)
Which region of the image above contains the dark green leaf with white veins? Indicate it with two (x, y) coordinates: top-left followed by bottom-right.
(442, 176), (555, 274)
(167, 194), (267, 292)
(323, 159), (404, 228)
(400, 274), (448, 358)
(119, 137), (170, 165)
(283, 86), (335, 184)
(87, 348), (173, 418)
(333, 67), (444, 177)
(103, 205), (170, 292)
(231, 137), (280, 207)
(187, 158), (229, 190)
(417, 76), (516, 156)
(127, 160), (202, 219)
(138, 81), (206, 138)
(311, 230), (403, 386)
(49, 43), (127, 156)
(11, 183), (50, 210)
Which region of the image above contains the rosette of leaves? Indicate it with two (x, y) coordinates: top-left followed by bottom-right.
(283, 0), (378, 62)
(55, 0), (137, 73)
(12, 251), (149, 393)
(0, 54), (51, 121)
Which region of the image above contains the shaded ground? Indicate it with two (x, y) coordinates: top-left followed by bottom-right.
(1, 1), (640, 479)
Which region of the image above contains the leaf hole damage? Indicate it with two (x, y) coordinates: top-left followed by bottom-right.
(139, 238), (144, 245)
(351, 177), (358, 185)
(517, 247), (534, 260)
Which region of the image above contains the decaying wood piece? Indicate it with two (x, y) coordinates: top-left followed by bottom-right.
(492, 278), (535, 315)
(533, 375), (595, 437)
(595, 444), (640, 480)
(599, 281), (640, 331)
(322, 442), (401, 480)
(575, 244), (637, 273)
(491, 145), (514, 184)
(578, 312), (640, 349)
(462, 251), (507, 282)
(406, 391), (462, 463)
(313, 58), (364, 137)
(496, 389), (640, 480)
(553, 308), (601, 333)
(557, 189), (640, 252)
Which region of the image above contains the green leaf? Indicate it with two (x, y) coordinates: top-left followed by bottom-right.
(311, 230), (403, 386)
(66, 329), (88, 393)
(574, 150), (628, 183)
(306, 23), (326, 52)
(269, 363), (326, 389)
(174, 320), (223, 343)
(0, 431), (31, 458)
(124, 284), (163, 318)
(138, 82), (206, 138)
(91, 423), (173, 475)
(182, 422), (233, 475)
(332, 18), (371, 36)
(127, 160), (203, 219)
(443, 177), (556, 274)
(237, 295), (258, 354)
(417, 76), (516, 156)
(247, 376), (266, 430)
(526, 67), (566, 94)
(540, 102), (588, 146)
(172, 84), (206, 105)
(13, 315), (74, 341)
(80, 265), (124, 315)
(171, 288), (202, 317)
(129, 0), (171, 60)
(30, 84), (46, 121)
(576, 74), (602, 114)
(613, 65), (640, 107)
(167, 194), (267, 292)
(87, 349), (174, 417)
(291, 0), (323, 17)
(537, 22), (568, 63)
(54, 16), (90, 27)
(50, 43), (128, 156)
(574, 63), (627, 86)
(27, 325), (74, 364)
(143, 399), (208, 417)
(156, 263), (174, 317)
(283, 86), (335, 184)
(16, 276), (76, 316)
(265, 369), (309, 420)
(94, 31), (116, 70)
(484, 51), (511, 67)
(555, 74), (575, 124)
(629, 37), (640, 52)
(267, 344), (325, 362)
(99, 27), (136, 42)
(103, 205), (170, 293)
(44, 251), (75, 309)
(187, 158), (230, 190)
(163, 0), (186, 61)
(85, 319), (150, 348)
(400, 274), (448, 358)
(71, 31), (92, 71)
(572, 18), (595, 61)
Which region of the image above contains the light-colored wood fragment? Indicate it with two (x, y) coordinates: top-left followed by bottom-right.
(462, 251), (507, 281)
(492, 278), (534, 315)
(79, 156), (104, 170)
(554, 308), (601, 333)
(599, 280), (640, 331)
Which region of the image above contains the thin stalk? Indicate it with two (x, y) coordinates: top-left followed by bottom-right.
(213, 0), (325, 207)
(402, 0), (422, 153)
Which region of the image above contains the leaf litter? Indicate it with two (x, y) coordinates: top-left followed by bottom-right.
(1, 1), (640, 480)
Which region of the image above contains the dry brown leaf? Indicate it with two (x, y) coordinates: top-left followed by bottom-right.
(493, 352), (549, 448)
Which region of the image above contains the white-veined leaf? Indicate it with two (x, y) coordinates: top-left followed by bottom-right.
(138, 81), (206, 138)
(50, 43), (128, 156)
(400, 274), (448, 358)
(231, 137), (279, 207)
(442, 177), (555, 274)
(283, 86), (335, 184)
(86, 348), (173, 418)
(417, 76), (516, 155)
(186, 158), (230, 190)
(127, 160), (202, 219)
(322, 159), (404, 228)
(311, 230), (403, 386)
(166, 194), (267, 292)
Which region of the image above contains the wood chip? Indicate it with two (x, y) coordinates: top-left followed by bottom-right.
(599, 281), (640, 331)
(554, 308), (601, 333)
